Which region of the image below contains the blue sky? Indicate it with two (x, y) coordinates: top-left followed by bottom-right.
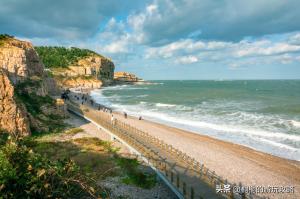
(1, 0), (300, 80)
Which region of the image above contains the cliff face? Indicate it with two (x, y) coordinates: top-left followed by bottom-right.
(0, 39), (44, 84)
(114, 72), (143, 83)
(51, 55), (115, 89)
(0, 69), (30, 136)
(0, 38), (61, 136)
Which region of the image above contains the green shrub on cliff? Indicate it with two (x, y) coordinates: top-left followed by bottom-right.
(0, 34), (14, 40)
(35, 46), (102, 68)
(0, 134), (100, 198)
(0, 34), (14, 46)
(14, 79), (66, 134)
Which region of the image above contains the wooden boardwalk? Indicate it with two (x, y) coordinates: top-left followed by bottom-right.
(66, 97), (257, 199)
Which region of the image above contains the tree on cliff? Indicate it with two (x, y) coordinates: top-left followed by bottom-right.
(0, 34), (14, 40)
(35, 46), (102, 68)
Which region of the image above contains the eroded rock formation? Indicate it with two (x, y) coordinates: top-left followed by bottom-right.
(0, 69), (30, 136)
(0, 37), (61, 136)
(0, 38), (44, 84)
(51, 55), (115, 89)
(114, 71), (143, 83)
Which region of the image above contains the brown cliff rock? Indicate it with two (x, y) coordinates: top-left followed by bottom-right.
(0, 69), (30, 136)
(51, 55), (114, 89)
(0, 37), (62, 136)
(0, 38), (44, 84)
(114, 71), (143, 83)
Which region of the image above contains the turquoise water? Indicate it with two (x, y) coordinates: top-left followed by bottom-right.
(91, 80), (300, 160)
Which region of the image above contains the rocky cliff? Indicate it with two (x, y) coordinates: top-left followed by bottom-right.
(0, 69), (30, 136)
(36, 47), (115, 89)
(0, 38), (44, 84)
(0, 37), (62, 136)
(114, 71), (143, 83)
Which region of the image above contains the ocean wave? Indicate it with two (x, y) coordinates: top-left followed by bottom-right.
(155, 103), (176, 107)
(116, 105), (300, 144)
(144, 82), (164, 85)
(90, 90), (112, 107)
(290, 120), (300, 128)
(254, 137), (298, 152)
(137, 94), (149, 98)
(108, 86), (148, 91)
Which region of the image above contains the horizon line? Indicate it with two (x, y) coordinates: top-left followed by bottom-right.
(144, 78), (300, 81)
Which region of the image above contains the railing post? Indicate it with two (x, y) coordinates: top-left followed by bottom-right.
(183, 182), (186, 196)
(190, 187), (194, 199)
(176, 173), (180, 188)
(200, 164), (204, 179)
(165, 162), (168, 176)
(211, 171), (215, 185)
(229, 183), (235, 199)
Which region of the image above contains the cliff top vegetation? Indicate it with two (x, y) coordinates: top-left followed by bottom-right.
(35, 46), (105, 68)
(0, 34), (14, 40)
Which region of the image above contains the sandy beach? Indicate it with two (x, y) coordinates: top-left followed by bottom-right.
(113, 113), (300, 198)
(70, 89), (300, 198)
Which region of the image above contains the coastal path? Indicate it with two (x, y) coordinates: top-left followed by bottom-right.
(66, 95), (261, 199)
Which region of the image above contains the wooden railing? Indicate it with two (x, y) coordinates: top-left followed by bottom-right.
(67, 100), (266, 199)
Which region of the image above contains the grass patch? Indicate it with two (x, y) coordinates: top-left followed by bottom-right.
(33, 137), (120, 180)
(65, 128), (84, 136)
(116, 157), (156, 189)
(33, 133), (156, 189)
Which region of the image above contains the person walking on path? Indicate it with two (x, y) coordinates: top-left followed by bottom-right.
(111, 115), (115, 126)
(124, 112), (128, 119)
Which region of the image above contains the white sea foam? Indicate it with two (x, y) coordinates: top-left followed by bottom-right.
(140, 110), (300, 141)
(255, 137), (298, 151)
(100, 85), (148, 91)
(143, 82), (164, 85)
(137, 94), (149, 98)
(290, 120), (300, 128)
(155, 103), (176, 107)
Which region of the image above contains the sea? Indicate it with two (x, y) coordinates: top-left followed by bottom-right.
(90, 80), (300, 161)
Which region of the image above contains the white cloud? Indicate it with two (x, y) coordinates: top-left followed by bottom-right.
(144, 32), (300, 68)
(175, 55), (199, 64)
(145, 39), (231, 59)
(235, 41), (300, 57)
(288, 33), (300, 45)
(125, 0), (300, 45)
(102, 36), (130, 53)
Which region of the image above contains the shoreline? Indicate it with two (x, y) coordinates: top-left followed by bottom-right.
(69, 87), (300, 198)
(88, 84), (299, 162)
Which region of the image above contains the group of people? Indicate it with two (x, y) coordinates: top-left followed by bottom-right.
(123, 111), (142, 120)
(62, 89), (144, 125)
(98, 105), (112, 113)
(61, 89), (70, 100)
